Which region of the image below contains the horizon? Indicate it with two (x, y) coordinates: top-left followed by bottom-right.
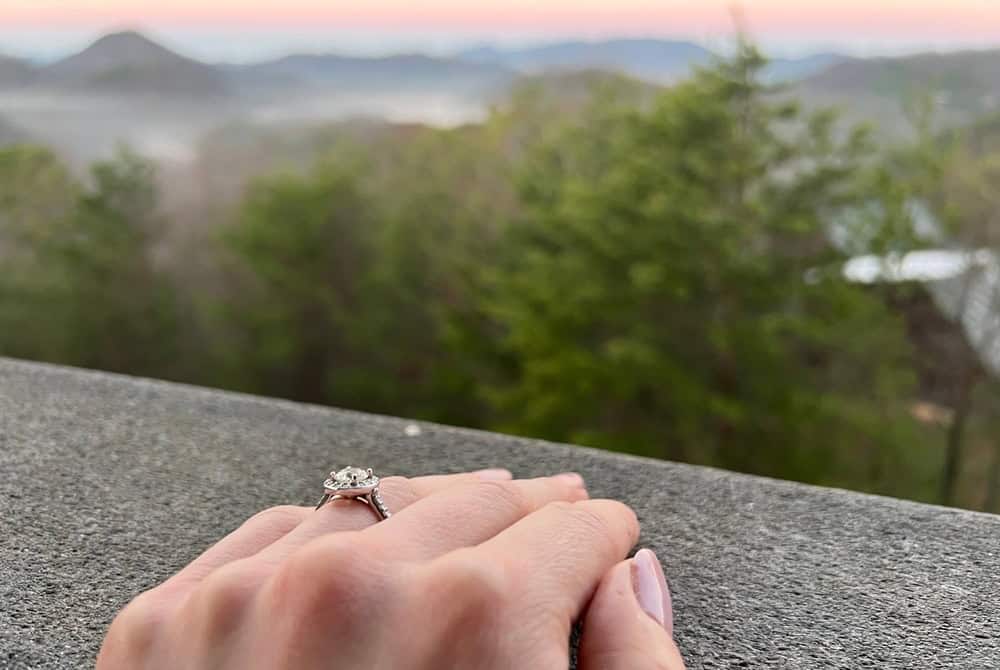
(2, 25), (1000, 65)
(3, 0), (1000, 62)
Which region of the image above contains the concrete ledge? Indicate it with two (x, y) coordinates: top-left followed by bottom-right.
(1, 357), (998, 668)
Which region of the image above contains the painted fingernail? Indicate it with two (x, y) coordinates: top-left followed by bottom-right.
(554, 472), (585, 487)
(633, 548), (674, 636)
(475, 468), (513, 481)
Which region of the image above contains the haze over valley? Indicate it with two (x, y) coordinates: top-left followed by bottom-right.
(5, 29), (1000, 168)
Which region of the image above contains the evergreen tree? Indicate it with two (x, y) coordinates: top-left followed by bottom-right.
(480, 46), (930, 490)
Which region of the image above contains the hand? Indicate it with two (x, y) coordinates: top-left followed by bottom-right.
(97, 469), (685, 669)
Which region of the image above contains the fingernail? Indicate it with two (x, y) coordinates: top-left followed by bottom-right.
(475, 468), (513, 481)
(633, 548), (674, 636)
(554, 472), (585, 487)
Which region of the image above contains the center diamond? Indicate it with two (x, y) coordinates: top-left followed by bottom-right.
(333, 466), (369, 484)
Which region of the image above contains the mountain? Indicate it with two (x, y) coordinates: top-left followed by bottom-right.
(799, 49), (1000, 122)
(764, 53), (849, 83)
(0, 54), (35, 88)
(458, 39), (848, 84)
(226, 53), (514, 96)
(35, 30), (228, 98)
(457, 39), (712, 83)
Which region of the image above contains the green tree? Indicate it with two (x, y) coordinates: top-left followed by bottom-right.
(0, 145), (79, 359)
(220, 162), (376, 404)
(478, 45), (931, 492)
(50, 149), (180, 377)
(0, 147), (179, 376)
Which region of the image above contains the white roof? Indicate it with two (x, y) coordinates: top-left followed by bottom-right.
(844, 248), (1000, 376)
(843, 250), (995, 284)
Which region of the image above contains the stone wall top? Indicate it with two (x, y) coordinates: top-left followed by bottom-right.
(1, 358), (998, 668)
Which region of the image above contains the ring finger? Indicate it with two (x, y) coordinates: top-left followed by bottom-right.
(358, 474), (590, 561)
(256, 468), (512, 564)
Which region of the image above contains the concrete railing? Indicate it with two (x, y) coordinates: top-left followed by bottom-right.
(1, 358), (998, 669)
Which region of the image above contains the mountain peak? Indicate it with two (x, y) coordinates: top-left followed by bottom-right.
(88, 29), (170, 54)
(64, 29), (187, 68)
(37, 29), (228, 98)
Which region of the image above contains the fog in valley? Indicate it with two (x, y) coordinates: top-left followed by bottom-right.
(5, 30), (998, 190)
(0, 89), (489, 166)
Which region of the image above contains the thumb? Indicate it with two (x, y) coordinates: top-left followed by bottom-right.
(578, 549), (686, 670)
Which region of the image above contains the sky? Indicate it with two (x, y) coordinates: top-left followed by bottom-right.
(2, 0), (1000, 61)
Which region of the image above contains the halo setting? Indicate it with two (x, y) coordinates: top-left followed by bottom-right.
(323, 466), (379, 496)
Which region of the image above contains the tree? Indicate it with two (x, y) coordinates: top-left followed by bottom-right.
(220, 162), (376, 405)
(0, 145), (79, 360)
(48, 149), (180, 377)
(479, 45), (930, 491)
(0, 147), (180, 376)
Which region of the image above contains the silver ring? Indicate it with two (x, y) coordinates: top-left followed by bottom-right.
(315, 466), (391, 520)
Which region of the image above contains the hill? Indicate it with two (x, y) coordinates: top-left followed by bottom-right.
(457, 39), (712, 83)
(799, 49), (1000, 126)
(225, 53), (514, 97)
(0, 55), (35, 88)
(764, 53), (847, 83)
(35, 30), (228, 98)
(458, 39), (845, 84)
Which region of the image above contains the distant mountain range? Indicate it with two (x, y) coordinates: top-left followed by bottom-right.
(458, 40), (845, 83)
(457, 39), (712, 83)
(1, 30), (999, 133)
(0, 30), (854, 101)
(800, 49), (1000, 116)
(222, 53), (514, 97)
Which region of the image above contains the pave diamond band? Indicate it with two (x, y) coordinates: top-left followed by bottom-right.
(370, 488), (392, 519)
(315, 466), (391, 520)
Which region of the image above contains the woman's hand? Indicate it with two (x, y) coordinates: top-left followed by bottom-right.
(97, 470), (685, 669)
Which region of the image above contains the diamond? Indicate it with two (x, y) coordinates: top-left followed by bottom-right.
(332, 466), (369, 484)
(323, 466), (378, 494)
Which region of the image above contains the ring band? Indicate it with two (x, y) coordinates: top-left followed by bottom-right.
(316, 466), (391, 520)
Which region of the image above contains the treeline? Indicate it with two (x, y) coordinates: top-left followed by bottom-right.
(3, 47), (998, 509)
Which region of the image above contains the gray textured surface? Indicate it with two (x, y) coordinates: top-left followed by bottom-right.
(1, 357), (999, 669)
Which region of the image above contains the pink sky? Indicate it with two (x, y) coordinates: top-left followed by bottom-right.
(2, 0), (999, 61)
(3, 0), (999, 38)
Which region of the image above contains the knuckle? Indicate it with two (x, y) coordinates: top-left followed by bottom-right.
(419, 553), (510, 629)
(184, 560), (263, 637)
(556, 500), (637, 550)
(472, 480), (531, 518)
(268, 535), (384, 623)
(101, 592), (165, 661)
(599, 499), (639, 536)
(544, 500), (576, 514)
(245, 505), (308, 533)
(570, 503), (618, 540)
(377, 477), (419, 508)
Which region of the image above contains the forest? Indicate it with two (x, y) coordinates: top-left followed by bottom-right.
(4, 46), (1000, 511)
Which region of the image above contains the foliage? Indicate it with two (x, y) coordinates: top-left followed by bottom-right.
(0, 147), (179, 376)
(0, 44), (991, 508)
(0, 146), (79, 358)
(476, 45), (930, 489)
(219, 162), (376, 403)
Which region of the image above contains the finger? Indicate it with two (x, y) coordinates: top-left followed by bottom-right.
(471, 499), (640, 635)
(578, 550), (686, 670)
(160, 505), (311, 593)
(257, 469), (512, 564)
(359, 474), (589, 561)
